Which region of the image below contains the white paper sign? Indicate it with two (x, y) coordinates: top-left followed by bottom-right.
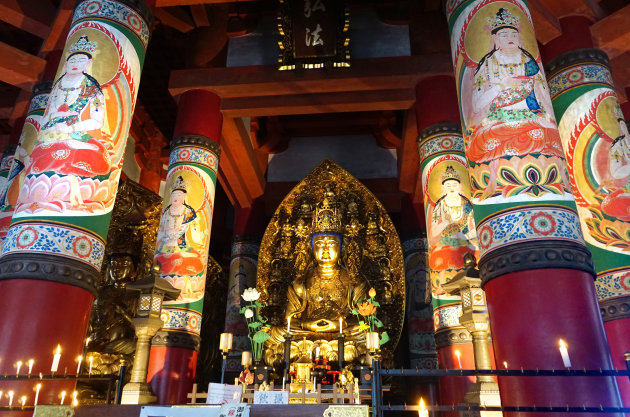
(218, 403), (250, 417)
(253, 390), (289, 404)
(207, 383), (243, 404)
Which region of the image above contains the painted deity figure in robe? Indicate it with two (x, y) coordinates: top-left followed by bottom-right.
(427, 165), (477, 294)
(155, 175), (205, 283)
(601, 118), (630, 221)
(465, 8), (567, 198)
(25, 36), (110, 208)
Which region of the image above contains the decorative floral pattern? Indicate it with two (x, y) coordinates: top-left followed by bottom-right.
(3, 223), (105, 269)
(170, 146), (219, 173)
(418, 134), (465, 162)
(433, 304), (462, 332)
(548, 64), (613, 99)
(160, 308), (202, 333)
(595, 270), (630, 301)
(73, 0), (150, 47)
(28, 93), (49, 114)
(476, 206), (584, 256)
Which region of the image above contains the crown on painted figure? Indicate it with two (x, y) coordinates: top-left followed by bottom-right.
(69, 36), (97, 56)
(171, 175), (189, 193)
(488, 8), (519, 32)
(441, 165), (461, 184)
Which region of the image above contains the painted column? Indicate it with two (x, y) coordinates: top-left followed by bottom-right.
(546, 46), (630, 404)
(415, 76), (479, 410)
(0, 81), (52, 250)
(446, 1), (620, 410)
(147, 89), (222, 404)
(0, 0), (152, 407)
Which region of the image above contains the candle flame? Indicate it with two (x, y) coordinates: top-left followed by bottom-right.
(20, 396), (26, 407)
(55, 345), (61, 354)
(60, 391), (66, 405)
(77, 355), (82, 361)
(455, 350), (461, 358)
(35, 383), (41, 391)
(419, 397), (428, 417)
(503, 361), (508, 369)
(558, 339), (567, 349)
(72, 391), (78, 407)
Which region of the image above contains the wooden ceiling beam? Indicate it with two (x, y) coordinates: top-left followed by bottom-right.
(219, 142), (253, 208)
(0, 42), (46, 89)
(190, 4), (211, 27)
(397, 107), (419, 195)
(221, 116), (266, 200)
(591, 5), (630, 60)
(0, 0), (56, 39)
(154, 7), (196, 33)
(528, 0), (561, 45)
(39, 0), (74, 54)
(169, 55), (453, 98)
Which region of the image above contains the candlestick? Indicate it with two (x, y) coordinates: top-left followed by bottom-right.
(455, 350), (462, 369)
(503, 361), (508, 369)
(76, 355), (83, 375)
(287, 316), (291, 333)
(34, 384), (41, 406)
(241, 351), (252, 367)
(418, 397), (429, 417)
(28, 359), (34, 375)
(51, 345), (61, 373)
(8, 391), (14, 407)
(88, 356), (93, 376)
(219, 333), (233, 352)
(20, 396), (26, 408)
(558, 339), (571, 368)
(15, 360), (22, 376)
(60, 391), (66, 405)
(339, 317), (343, 334)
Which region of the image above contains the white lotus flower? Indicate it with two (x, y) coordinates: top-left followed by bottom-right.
(244, 308), (254, 319)
(242, 287), (261, 302)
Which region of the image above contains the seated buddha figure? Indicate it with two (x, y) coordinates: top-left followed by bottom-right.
(284, 195), (369, 340)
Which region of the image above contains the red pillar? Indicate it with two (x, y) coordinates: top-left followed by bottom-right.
(0, 0), (153, 409)
(147, 89), (222, 404)
(445, 2), (620, 413)
(415, 76), (479, 410)
(543, 16), (630, 406)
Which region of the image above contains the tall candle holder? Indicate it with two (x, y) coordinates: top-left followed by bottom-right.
(283, 332), (293, 384)
(337, 333), (346, 371)
(219, 332), (233, 384)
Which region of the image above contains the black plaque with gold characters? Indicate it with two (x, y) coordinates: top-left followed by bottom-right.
(277, 0), (350, 70)
(256, 159), (404, 367)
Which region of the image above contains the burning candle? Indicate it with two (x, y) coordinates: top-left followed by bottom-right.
(88, 356), (93, 376)
(8, 391), (14, 407)
(503, 361), (508, 369)
(282, 376), (286, 391)
(558, 339), (571, 368)
(60, 391), (66, 405)
(418, 397), (429, 417)
(76, 356), (83, 375)
(20, 396), (26, 408)
(339, 317), (343, 334)
(287, 316), (291, 333)
(28, 359), (34, 375)
(72, 391), (78, 407)
(51, 345), (61, 373)
(455, 350), (462, 369)
(34, 384), (41, 406)
(85, 337), (90, 347)
(315, 346), (320, 360)
(15, 360), (22, 376)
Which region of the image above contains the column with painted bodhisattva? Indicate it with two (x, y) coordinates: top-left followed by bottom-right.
(543, 18), (630, 405)
(0, 81), (52, 250)
(0, 0), (152, 406)
(147, 90), (222, 404)
(415, 77), (479, 411)
(446, 1), (620, 411)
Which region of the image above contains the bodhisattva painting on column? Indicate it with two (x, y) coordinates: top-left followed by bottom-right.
(426, 164), (478, 295)
(155, 174), (207, 301)
(13, 29), (130, 216)
(457, 4), (570, 202)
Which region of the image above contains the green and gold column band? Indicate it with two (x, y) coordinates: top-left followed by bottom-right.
(152, 134), (221, 351)
(446, 0), (593, 283)
(0, 0), (152, 294)
(546, 48), (630, 321)
(417, 122), (476, 349)
(0, 81), (52, 250)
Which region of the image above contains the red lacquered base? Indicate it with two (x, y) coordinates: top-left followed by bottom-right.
(604, 317), (630, 406)
(485, 268), (621, 417)
(437, 342), (475, 416)
(0, 279), (93, 407)
(147, 346), (198, 404)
